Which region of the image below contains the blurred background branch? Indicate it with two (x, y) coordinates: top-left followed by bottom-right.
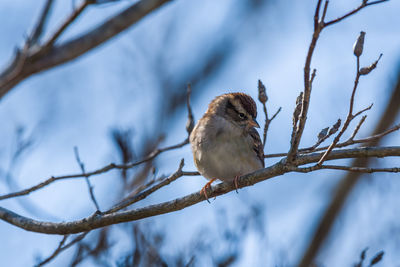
(0, 0), (398, 266)
(0, 0), (173, 98)
(298, 65), (400, 267)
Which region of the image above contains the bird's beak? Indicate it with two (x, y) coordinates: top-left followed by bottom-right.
(248, 119), (260, 128)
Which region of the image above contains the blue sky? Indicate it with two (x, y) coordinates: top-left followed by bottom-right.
(0, 0), (399, 266)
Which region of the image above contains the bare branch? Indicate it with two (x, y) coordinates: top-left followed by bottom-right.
(288, 164), (400, 174)
(263, 105), (281, 147)
(0, 139), (189, 201)
(186, 84), (194, 135)
(286, 0), (388, 163)
(258, 79), (281, 147)
(324, 0), (390, 27)
(28, 0), (55, 46)
(289, 92), (303, 154)
(0, 0), (174, 99)
(353, 103), (373, 118)
(293, 146), (400, 166)
(36, 232), (89, 266)
(298, 60), (400, 267)
(321, 165), (399, 173)
(349, 115), (367, 140)
(287, 11), (322, 161)
(33, 117), (193, 265)
(264, 122), (400, 159)
(43, 0), (93, 49)
(270, 107), (282, 122)
(1, 83), (193, 202)
(36, 235), (69, 266)
(105, 159), (187, 214)
(360, 53), (383, 75)
(1, 146), (400, 235)
(316, 33), (374, 166)
(263, 152), (288, 158)
(314, 0), (323, 30)
(301, 119), (341, 154)
(74, 146), (101, 212)
(320, 0), (329, 23)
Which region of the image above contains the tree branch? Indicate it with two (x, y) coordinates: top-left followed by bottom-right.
(0, 0), (174, 99)
(286, 0), (388, 163)
(1, 146), (399, 235)
(0, 138), (188, 201)
(28, 0), (55, 46)
(286, 4), (323, 162)
(106, 159), (188, 214)
(74, 146), (101, 212)
(36, 232), (89, 266)
(316, 36), (382, 167)
(264, 122), (400, 159)
(298, 60), (400, 267)
(289, 164), (400, 174)
(257, 79), (281, 147)
(324, 0), (390, 27)
(43, 0), (93, 49)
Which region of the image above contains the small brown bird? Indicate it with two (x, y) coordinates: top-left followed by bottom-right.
(189, 92), (264, 201)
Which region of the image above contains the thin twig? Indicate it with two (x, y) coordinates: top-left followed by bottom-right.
(316, 54), (362, 166)
(316, 49), (381, 166)
(322, 165), (399, 173)
(287, 4), (323, 162)
(350, 115), (367, 140)
(314, 0), (323, 30)
(0, 83), (196, 201)
(320, 0), (329, 23)
(117, 170), (199, 203)
(257, 80), (281, 147)
(289, 92), (303, 153)
(43, 0), (93, 49)
(301, 119), (341, 154)
(28, 0), (55, 46)
(36, 235), (69, 266)
(263, 106), (281, 147)
(264, 122), (400, 158)
(288, 164), (400, 173)
(266, 107), (282, 147)
(74, 146), (101, 212)
(36, 232), (89, 266)
(286, 0), (389, 163)
(1, 146), (400, 235)
(186, 84), (194, 135)
(34, 167), (198, 265)
(0, 0), (172, 99)
(324, 0), (390, 27)
(262, 103), (268, 146)
(105, 159), (189, 214)
(298, 101), (371, 158)
(0, 139), (189, 201)
(298, 45), (398, 267)
(353, 103), (373, 118)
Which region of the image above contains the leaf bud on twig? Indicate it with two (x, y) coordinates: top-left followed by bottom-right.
(318, 127), (329, 141)
(258, 79), (268, 104)
(360, 53), (383, 75)
(353, 31), (366, 57)
(328, 119), (341, 135)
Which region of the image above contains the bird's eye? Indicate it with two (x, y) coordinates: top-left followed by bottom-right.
(238, 112), (246, 119)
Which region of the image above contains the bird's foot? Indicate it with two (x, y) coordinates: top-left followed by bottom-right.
(200, 178), (217, 203)
(233, 175), (241, 194)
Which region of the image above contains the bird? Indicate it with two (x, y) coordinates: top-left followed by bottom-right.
(189, 92), (265, 201)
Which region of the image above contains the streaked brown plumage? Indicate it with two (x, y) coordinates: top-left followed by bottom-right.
(190, 93), (264, 200)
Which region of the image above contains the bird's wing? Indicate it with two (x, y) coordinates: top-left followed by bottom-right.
(249, 128), (265, 168)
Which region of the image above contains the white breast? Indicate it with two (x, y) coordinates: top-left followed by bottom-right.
(190, 116), (262, 182)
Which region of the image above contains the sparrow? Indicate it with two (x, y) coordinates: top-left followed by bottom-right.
(189, 92), (264, 201)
